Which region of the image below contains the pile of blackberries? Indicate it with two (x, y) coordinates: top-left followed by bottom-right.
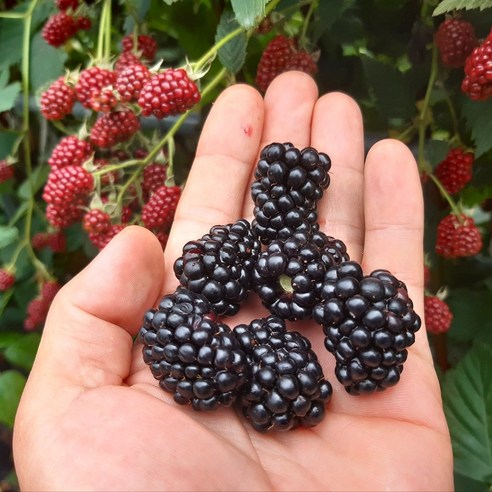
(139, 142), (421, 432)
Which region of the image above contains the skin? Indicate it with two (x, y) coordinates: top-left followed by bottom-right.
(13, 72), (454, 491)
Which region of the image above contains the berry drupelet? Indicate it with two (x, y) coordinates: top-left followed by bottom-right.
(234, 316), (332, 432)
(251, 142), (331, 244)
(174, 219), (261, 316)
(314, 261), (421, 395)
(253, 231), (349, 321)
(139, 288), (249, 411)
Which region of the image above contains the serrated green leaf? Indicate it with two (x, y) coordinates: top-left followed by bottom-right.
(434, 0), (492, 16)
(231, 0), (267, 29)
(442, 343), (492, 483)
(0, 370), (26, 428)
(0, 225), (19, 249)
(462, 98), (492, 158)
(0, 82), (21, 113)
(215, 10), (247, 74)
(4, 332), (41, 371)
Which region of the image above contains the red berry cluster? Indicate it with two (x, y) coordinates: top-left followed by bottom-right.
(435, 213), (482, 258)
(24, 281), (61, 331)
(121, 34), (158, 61)
(0, 268), (15, 292)
(462, 30), (492, 100)
(424, 295), (453, 335)
(436, 18), (477, 68)
(42, 8), (91, 48)
(435, 148), (474, 194)
(32, 231), (67, 253)
(255, 35), (318, 93)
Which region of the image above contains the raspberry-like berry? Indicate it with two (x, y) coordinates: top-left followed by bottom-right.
(142, 163), (168, 195)
(435, 148), (474, 194)
(0, 160), (14, 183)
(56, 0), (78, 10)
(174, 219), (261, 316)
(42, 12), (77, 47)
(253, 231), (349, 321)
(435, 213), (483, 258)
(154, 229), (169, 250)
(314, 261), (421, 395)
(40, 77), (76, 120)
(90, 87), (118, 113)
(75, 16), (91, 31)
(24, 298), (47, 331)
(45, 200), (84, 228)
(90, 109), (140, 148)
(424, 295), (453, 335)
(137, 68), (201, 119)
(43, 165), (94, 206)
(115, 63), (151, 102)
(32, 231), (66, 252)
(142, 185), (181, 229)
(461, 30), (492, 100)
(255, 35), (296, 93)
(75, 66), (116, 109)
(436, 18), (477, 68)
(234, 316), (332, 432)
(251, 142), (331, 243)
(89, 224), (125, 250)
(83, 209), (111, 234)
(48, 136), (93, 169)
(139, 288), (249, 411)
(32, 232), (49, 250)
(285, 50), (318, 76)
(114, 52), (142, 72)
(122, 34), (157, 60)
(40, 281), (61, 303)
(0, 269), (15, 291)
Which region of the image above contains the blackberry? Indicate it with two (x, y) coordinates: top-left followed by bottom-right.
(173, 219), (261, 316)
(139, 288), (248, 411)
(313, 261), (421, 395)
(251, 142), (331, 243)
(233, 316), (332, 432)
(253, 231), (349, 321)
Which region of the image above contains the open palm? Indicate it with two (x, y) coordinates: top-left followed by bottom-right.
(13, 72), (453, 491)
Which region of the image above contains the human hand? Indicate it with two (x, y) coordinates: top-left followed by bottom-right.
(13, 72), (453, 491)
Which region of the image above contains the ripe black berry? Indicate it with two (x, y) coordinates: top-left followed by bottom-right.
(173, 219), (261, 316)
(234, 316), (332, 432)
(139, 288), (248, 411)
(252, 142), (331, 244)
(313, 261), (421, 395)
(252, 231), (349, 321)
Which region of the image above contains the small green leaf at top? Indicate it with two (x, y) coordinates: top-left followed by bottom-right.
(442, 343), (492, 484)
(0, 370), (26, 428)
(215, 9), (247, 74)
(433, 0), (492, 16)
(230, 0), (267, 29)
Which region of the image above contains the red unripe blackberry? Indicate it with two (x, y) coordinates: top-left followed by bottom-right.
(256, 35), (296, 93)
(137, 69), (201, 119)
(0, 269), (15, 291)
(461, 30), (492, 100)
(75, 66), (116, 109)
(32, 232), (49, 250)
(154, 229), (169, 250)
(435, 18), (477, 68)
(142, 185), (181, 229)
(56, 0), (78, 10)
(90, 87), (118, 113)
(115, 63), (151, 102)
(40, 77), (76, 120)
(424, 295), (453, 334)
(435, 213), (482, 258)
(90, 109), (140, 148)
(122, 34), (157, 60)
(48, 135), (93, 169)
(89, 224), (125, 250)
(43, 165), (94, 206)
(143, 163), (168, 195)
(24, 298), (47, 331)
(83, 209), (111, 234)
(41, 281), (61, 303)
(75, 16), (91, 31)
(32, 231), (66, 252)
(0, 160), (14, 183)
(435, 148), (474, 194)
(42, 12), (77, 47)
(114, 52), (142, 73)
(285, 50), (318, 76)
(45, 200), (85, 228)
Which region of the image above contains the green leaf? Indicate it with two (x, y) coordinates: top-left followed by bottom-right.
(312, 0), (350, 41)
(215, 10), (247, 74)
(461, 98), (492, 158)
(0, 332), (23, 349)
(230, 0), (267, 29)
(4, 332), (41, 371)
(0, 225), (19, 249)
(0, 370), (26, 428)
(0, 130), (20, 160)
(447, 288), (492, 343)
(30, 32), (67, 91)
(442, 343), (492, 483)
(0, 19), (23, 69)
(17, 164), (49, 201)
(425, 139), (449, 167)
(0, 82), (21, 113)
(433, 0), (492, 16)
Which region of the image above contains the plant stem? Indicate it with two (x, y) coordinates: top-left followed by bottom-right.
(104, 0), (112, 60)
(96, 0), (108, 61)
(427, 172), (462, 217)
(299, 0), (317, 47)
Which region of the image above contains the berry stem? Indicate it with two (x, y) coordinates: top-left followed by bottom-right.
(438, 76), (461, 144)
(299, 0), (317, 48)
(427, 172), (462, 217)
(96, 0), (112, 62)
